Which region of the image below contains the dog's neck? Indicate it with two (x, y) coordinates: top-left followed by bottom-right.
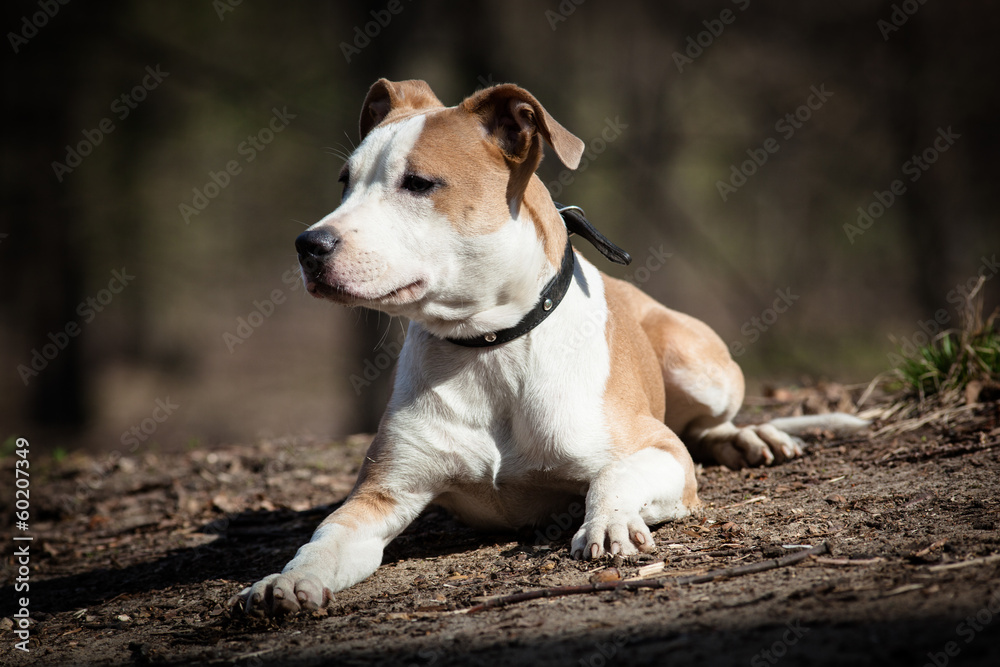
(445, 235), (574, 348)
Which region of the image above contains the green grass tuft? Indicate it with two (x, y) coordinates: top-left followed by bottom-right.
(891, 276), (999, 403)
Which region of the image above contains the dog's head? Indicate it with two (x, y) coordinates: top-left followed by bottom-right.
(296, 79), (584, 340)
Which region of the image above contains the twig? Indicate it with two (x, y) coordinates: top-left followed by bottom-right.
(456, 542), (828, 614)
(884, 583), (925, 597)
(874, 404), (980, 438)
(814, 556), (884, 566)
(914, 538), (947, 558)
(857, 372), (893, 408)
(927, 553), (1000, 572)
(720, 495), (768, 510)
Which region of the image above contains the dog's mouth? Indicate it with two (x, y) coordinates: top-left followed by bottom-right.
(305, 278), (427, 307)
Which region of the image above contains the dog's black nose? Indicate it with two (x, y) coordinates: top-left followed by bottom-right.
(295, 228), (339, 259)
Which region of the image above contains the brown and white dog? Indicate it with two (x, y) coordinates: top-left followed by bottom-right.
(234, 79), (866, 616)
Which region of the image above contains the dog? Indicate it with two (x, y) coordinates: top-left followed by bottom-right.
(233, 79), (866, 616)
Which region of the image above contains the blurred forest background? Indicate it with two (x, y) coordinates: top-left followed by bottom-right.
(2, 0), (998, 453)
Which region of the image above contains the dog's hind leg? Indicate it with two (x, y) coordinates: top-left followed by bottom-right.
(635, 295), (866, 469)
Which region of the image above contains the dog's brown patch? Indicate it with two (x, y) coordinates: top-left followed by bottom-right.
(601, 276), (701, 508)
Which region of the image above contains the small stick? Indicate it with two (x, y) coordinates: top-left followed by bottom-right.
(927, 553), (1000, 572)
(914, 538), (948, 558)
(457, 542), (828, 614)
(720, 495), (768, 510)
(814, 556), (884, 566)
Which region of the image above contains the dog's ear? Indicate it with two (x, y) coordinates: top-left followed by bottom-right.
(359, 79), (445, 140)
(460, 84), (584, 207)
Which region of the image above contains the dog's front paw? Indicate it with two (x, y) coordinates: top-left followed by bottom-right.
(707, 424), (803, 469)
(229, 571), (333, 617)
(571, 513), (655, 560)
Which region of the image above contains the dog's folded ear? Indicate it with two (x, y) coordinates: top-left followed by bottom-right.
(360, 79), (445, 140)
(461, 84), (585, 208)
(461, 84), (584, 170)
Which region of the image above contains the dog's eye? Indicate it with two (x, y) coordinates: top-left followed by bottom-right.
(338, 169), (350, 200)
(401, 174), (436, 194)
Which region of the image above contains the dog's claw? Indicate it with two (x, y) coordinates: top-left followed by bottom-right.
(704, 424), (805, 469)
(235, 571), (332, 617)
(572, 514), (654, 560)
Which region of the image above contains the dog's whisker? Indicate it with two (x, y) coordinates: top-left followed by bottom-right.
(375, 320), (392, 351)
(323, 146), (352, 161)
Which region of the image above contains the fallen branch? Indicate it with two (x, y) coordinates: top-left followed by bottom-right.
(814, 556), (884, 566)
(456, 542), (828, 614)
(927, 553), (1000, 572)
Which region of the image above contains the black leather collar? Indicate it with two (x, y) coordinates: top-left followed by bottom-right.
(445, 205), (631, 349)
(446, 236), (575, 348)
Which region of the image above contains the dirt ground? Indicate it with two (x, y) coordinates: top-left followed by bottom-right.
(3, 384), (1000, 667)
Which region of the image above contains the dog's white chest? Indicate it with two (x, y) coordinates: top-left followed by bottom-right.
(382, 260), (614, 526)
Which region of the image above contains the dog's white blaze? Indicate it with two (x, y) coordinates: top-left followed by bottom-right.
(308, 112), (554, 339)
(307, 114), (438, 306)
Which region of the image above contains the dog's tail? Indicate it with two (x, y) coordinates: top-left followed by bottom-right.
(767, 413), (870, 437)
